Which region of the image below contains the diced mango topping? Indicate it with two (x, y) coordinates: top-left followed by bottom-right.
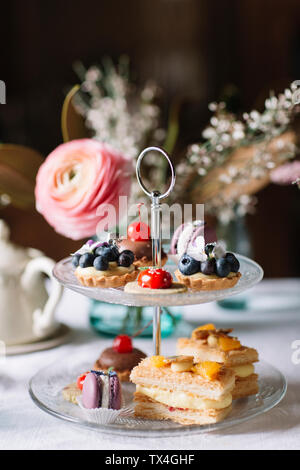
(218, 336), (241, 351)
(192, 361), (222, 380)
(150, 355), (166, 368)
(197, 323), (216, 331)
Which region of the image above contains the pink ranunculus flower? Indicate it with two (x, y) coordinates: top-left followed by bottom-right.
(35, 139), (132, 240)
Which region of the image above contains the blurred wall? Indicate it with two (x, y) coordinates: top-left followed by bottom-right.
(0, 0), (300, 275)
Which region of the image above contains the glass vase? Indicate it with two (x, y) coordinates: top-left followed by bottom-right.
(217, 215), (252, 310)
(89, 300), (182, 337)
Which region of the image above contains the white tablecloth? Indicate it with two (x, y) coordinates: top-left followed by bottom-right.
(1, 279), (300, 450)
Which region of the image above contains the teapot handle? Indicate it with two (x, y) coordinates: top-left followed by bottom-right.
(21, 256), (63, 337)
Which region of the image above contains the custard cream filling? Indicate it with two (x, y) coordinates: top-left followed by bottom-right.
(76, 262), (135, 278)
(187, 271), (238, 280)
(136, 385), (232, 410)
(230, 363), (254, 378)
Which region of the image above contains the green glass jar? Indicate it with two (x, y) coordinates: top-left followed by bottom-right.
(89, 300), (182, 337)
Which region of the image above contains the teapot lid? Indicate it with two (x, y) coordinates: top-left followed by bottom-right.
(0, 220), (33, 274)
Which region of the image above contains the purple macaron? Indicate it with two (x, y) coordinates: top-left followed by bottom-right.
(170, 221), (217, 255)
(82, 370), (122, 410)
(109, 373), (122, 410)
(81, 372), (102, 409)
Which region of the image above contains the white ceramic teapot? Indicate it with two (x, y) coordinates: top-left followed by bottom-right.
(0, 220), (63, 346)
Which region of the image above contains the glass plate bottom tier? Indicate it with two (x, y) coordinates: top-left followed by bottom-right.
(53, 254), (263, 307)
(29, 349), (286, 437)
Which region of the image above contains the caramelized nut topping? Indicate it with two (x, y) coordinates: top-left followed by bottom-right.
(192, 330), (210, 340)
(191, 323), (216, 340)
(170, 356), (194, 373)
(164, 355), (193, 364)
(215, 328), (233, 335)
(207, 334), (219, 347)
(162, 355), (177, 365)
(191, 325), (241, 351)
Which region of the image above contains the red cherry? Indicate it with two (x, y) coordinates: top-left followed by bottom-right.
(137, 268), (172, 289)
(113, 335), (133, 353)
(76, 372), (88, 390)
(127, 222), (150, 241)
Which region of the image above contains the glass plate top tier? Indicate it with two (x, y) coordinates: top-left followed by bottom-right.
(53, 254), (263, 307)
(29, 348), (286, 438)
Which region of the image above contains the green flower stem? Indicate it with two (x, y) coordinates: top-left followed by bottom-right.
(121, 306), (132, 334)
(119, 305), (179, 337)
(164, 98), (181, 155)
(163, 306), (178, 327)
(135, 306), (143, 330)
(73, 61), (87, 82)
(159, 98), (181, 185)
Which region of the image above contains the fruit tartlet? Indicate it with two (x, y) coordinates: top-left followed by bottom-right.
(117, 220), (168, 267)
(175, 238), (241, 291)
(124, 267), (187, 295)
(130, 355), (235, 425)
(71, 239), (138, 288)
(93, 335), (146, 382)
(177, 324), (259, 399)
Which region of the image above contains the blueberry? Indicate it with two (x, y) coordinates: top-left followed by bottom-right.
(119, 249), (134, 264)
(93, 256), (109, 271)
(95, 245), (109, 257)
(71, 253), (81, 268)
(224, 253), (240, 272)
(95, 245), (118, 261)
(178, 254), (201, 275)
(111, 244), (120, 260)
(93, 242), (108, 252)
(201, 258), (216, 275)
(215, 258), (231, 277)
(118, 252), (133, 267)
(205, 243), (216, 257)
(79, 253), (95, 268)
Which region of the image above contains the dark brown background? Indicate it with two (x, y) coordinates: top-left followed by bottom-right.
(1, 0), (300, 276)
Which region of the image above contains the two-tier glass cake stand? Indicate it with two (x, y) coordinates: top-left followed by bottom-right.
(29, 147), (287, 437)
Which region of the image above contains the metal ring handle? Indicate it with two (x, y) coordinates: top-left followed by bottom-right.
(136, 146), (176, 200)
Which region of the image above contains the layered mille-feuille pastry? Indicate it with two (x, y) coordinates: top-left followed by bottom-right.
(130, 355), (235, 425)
(177, 324), (259, 399)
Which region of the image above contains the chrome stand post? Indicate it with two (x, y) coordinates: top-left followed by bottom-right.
(136, 147), (175, 356)
(153, 306), (162, 355)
